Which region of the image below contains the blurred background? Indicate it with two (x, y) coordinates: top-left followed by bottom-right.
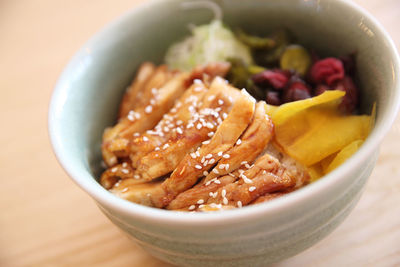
(1, 0), (399, 266)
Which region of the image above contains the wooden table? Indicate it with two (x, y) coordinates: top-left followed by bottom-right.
(1, 0), (399, 266)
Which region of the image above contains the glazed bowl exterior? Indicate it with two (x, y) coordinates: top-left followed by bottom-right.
(49, 0), (400, 266)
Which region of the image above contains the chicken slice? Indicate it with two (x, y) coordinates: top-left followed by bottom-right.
(185, 62), (231, 87)
(251, 192), (287, 205)
(110, 179), (164, 207)
(118, 62), (156, 118)
(207, 153), (298, 207)
(100, 161), (135, 189)
(129, 82), (209, 168)
(204, 101), (274, 182)
(166, 175), (236, 210)
(150, 88), (256, 208)
(133, 77), (241, 182)
(102, 72), (189, 166)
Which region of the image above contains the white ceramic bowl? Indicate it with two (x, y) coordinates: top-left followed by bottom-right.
(49, 0), (400, 266)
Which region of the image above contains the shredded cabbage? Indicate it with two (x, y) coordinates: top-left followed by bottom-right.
(165, 20), (253, 71)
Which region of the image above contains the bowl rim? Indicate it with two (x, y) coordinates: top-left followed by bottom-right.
(48, 0), (400, 226)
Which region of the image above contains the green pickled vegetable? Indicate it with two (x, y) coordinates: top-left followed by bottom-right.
(227, 59), (266, 100)
(254, 29), (291, 66)
(280, 45), (311, 76)
(236, 29), (276, 50)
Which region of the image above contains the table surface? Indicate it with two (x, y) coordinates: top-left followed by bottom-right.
(1, 0), (399, 266)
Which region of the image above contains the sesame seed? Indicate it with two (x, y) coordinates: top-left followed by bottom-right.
(198, 204), (205, 209)
(214, 179), (221, 184)
(212, 168), (219, 174)
(134, 174), (140, 179)
(122, 162), (127, 168)
(189, 205), (196, 210)
(176, 120), (183, 125)
(249, 186), (256, 192)
(228, 173), (235, 177)
(206, 122), (214, 129)
(223, 154), (230, 159)
(207, 132), (214, 137)
(177, 127), (183, 134)
(150, 99), (156, 105)
(155, 147), (160, 151)
(241, 161), (247, 165)
(194, 79), (202, 84)
(208, 95), (216, 101)
(133, 132), (140, 137)
(222, 113), (228, 119)
(219, 164), (225, 170)
(122, 188), (128, 193)
(201, 157), (205, 163)
(225, 164), (229, 171)
(236, 139), (242, 145)
(111, 167), (117, 173)
(221, 189), (226, 197)
(237, 201), (242, 208)
(217, 118), (222, 124)
(218, 99), (224, 105)
(203, 160), (209, 167)
(145, 105), (153, 113)
(223, 197), (228, 205)
(203, 171), (209, 176)
(262, 170), (267, 174)
(245, 163), (251, 169)
(197, 123), (202, 130)
(187, 123), (194, 129)
(215, 107), (222, 112)
(217, 151), (223, 156)
(163, 143), (169, 149)
(196, 151), (200, 157)
(205, 181), (212, 186)
(170, 107), (177, 113)
(143, 136), (149, 141)
(202, 140), (210, 145)
(205, 154), (212, 159)
(242, 175), (253, 184)
(195, 165), (202, 170)
(209, 192), (214, 197)
(164, 126), (170, 132)
(127, 114), (134, 121)
(197, 199), (204, 204)
(190, 153), (197, 159)
(208, 158), (216, 164)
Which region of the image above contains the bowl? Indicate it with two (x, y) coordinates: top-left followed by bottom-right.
(48, 0), (400, 266)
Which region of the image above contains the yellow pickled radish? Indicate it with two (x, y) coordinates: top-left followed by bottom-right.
(324, 139), (364, 173)
(264, 103), (278, 117)
(272, 90), (345, 125)
(274, 106), (371, 166)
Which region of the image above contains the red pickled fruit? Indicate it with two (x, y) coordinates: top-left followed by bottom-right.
(334, 76), (359, 113)
(310, 57), (345, 85)
(252, 70), (290, 89)
(266, 91), (281, 106)
(283, 81), (311, 102)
